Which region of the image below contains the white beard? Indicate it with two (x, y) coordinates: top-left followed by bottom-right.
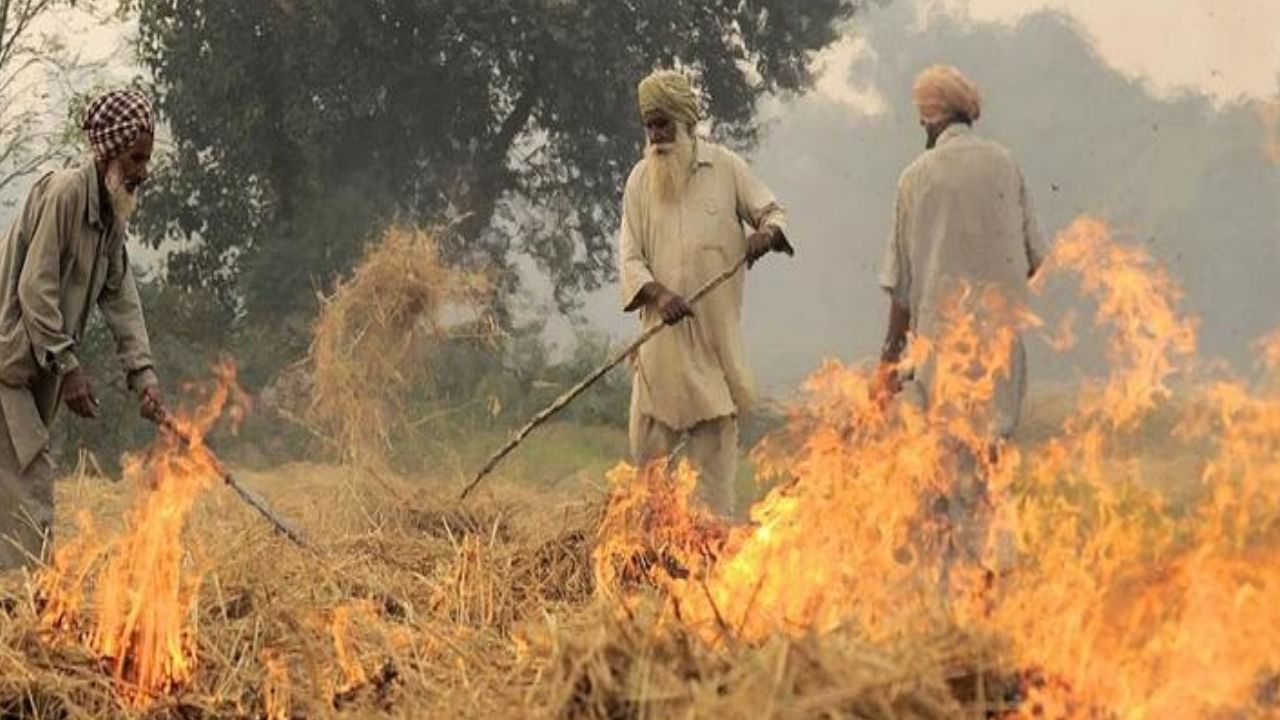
(645, 126), (696, 204)
(104, 161), (139, 228)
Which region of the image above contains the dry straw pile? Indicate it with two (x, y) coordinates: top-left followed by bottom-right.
(0, 463), (1001, 719)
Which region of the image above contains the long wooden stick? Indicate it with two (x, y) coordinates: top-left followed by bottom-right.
(460, 256), (748, 500)
(151, 415), (315, 551)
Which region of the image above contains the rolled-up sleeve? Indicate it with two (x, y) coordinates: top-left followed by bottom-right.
(17, 188), (76, 374)
(731, 152), (791, 252)
(98, 241), (158, 391)
(878, 181), (911, 307)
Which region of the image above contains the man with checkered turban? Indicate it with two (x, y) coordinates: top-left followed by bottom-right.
(0, 88), (167, 572)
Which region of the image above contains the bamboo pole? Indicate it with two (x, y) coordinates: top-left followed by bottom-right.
(460, 256), (748, 500)
(150, 414), (315, 551)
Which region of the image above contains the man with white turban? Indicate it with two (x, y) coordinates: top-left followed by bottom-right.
(0, 88), (167, 571)
(876, 65), (1047, 585)
(618, 69), (792, 517)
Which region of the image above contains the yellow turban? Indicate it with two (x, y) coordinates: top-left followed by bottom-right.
(637, 70), (699, 126)
(913, 65), (982, 124)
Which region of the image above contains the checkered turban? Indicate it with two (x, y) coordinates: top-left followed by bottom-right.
(82, 89), (155, 161)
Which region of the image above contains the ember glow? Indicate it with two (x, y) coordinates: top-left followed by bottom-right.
(261, 648), (291, 720)
(595, 217), (1280, 718)
(38, 362), (249, 704)
(331, 601), (377, 695)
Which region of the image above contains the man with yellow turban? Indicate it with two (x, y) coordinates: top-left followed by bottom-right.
(0, 89), (167, 572)
(618, 69), (792, 517)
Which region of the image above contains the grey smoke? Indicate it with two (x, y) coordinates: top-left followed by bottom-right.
(563, 1), (1280, 397)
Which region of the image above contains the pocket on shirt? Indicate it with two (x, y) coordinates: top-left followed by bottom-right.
(696, 238), (729, 260)
(695, 238), (735, 283)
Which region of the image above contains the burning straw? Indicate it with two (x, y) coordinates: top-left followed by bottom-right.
(594, 217), (1280, 718)
(35, 362), (251, 705)
(3, 216), (1277, 719)
(308, 224), (486, 473)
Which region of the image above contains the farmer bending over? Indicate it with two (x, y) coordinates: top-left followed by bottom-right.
(0, 89), (167, 572)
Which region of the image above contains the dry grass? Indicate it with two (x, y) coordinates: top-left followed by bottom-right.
(0, 460), (1011, 719)
(0, 383), (1253, 718)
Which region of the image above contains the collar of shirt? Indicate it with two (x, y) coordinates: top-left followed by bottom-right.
(81, 160), (110, 230)
(937, 123), (973, 147)
(693, 139), (716, 169)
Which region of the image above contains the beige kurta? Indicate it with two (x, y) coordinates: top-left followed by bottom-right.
(879, 124), (1046, 438)
(0, 160), (157, 569)
(618, 140), (788, 431)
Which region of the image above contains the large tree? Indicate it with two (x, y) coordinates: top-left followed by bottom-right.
(127, 0), (862, 361)
(0, 0), (97, 199)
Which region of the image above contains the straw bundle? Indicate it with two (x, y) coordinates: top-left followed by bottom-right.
(307, 224), (486, 473)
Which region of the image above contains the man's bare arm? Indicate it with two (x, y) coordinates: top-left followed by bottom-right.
(872, 300), (911, 404)
(880, 300), (911, 364)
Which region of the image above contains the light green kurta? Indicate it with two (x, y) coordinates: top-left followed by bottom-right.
(0, 160), (157, 569)
(618, 140), (788, 432)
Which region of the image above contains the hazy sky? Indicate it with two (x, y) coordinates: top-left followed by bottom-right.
(57, 1), (1280, 100)
(932, 0), (1280, 102)
(43, 1), (1280, 139)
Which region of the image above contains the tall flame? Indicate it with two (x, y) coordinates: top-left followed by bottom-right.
(596, 217), (1280, 718)
(39, 361), (249, 704)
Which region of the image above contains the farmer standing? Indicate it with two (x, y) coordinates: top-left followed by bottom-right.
(0, 89), (167, 571)
(874, 66), (1047, 584)
(875, 65), (1047, 443)
(618, 70), (792, 517)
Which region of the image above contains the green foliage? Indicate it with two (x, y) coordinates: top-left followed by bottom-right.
(424, 325), (628, 426)
(125, 0), (861, 375)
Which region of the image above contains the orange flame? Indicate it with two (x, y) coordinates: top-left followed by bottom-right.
(331, 600), (377, 694)
(597, 217), (1280, 718)
(1045, 308), (1078, 353)
(38, 361), (248, 704)
(261, 648), (291, 720)
(1042, 217), (1198, 430)
(597, 282), (1034, 643)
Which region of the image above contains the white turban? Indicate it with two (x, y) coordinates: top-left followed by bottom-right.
(913, 65), (982, 124)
